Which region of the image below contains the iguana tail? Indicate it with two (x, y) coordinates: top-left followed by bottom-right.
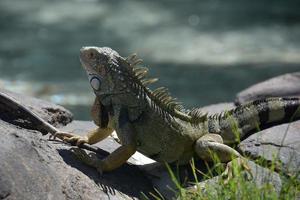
(208, 97), (300, 144)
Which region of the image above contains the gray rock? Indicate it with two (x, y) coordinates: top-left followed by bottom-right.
(235, 72), (300, 180)
(0, 121), (64, 200)
(0, 92), (154, 199)
(236, 72), (300, 104)
(190, 159), (282, 198)
(0, 88), (73, 128)
(239, 120), (300, 177)
(138, 163), (177, 200)
(0, 120), (154, 200)
(141, 157), (284, 199)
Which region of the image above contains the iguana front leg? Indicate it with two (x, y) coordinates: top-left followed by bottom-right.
(194, 134), (251, 181)
(54, 126), (136, 172)
(66, 106), (137, 173)
(71, 115), (137, 173)
(72, 143), (136, 173)
(52, 95), (113, 145)
(53, 127), (113, 146)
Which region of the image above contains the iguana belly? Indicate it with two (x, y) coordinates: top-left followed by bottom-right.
(132, 114), (194, 164)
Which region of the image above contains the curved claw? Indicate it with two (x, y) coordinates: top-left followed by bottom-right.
(66, 136), (89, 146)
(71, 148), (104, 174)
(49, 131), (74, 140)
(222, 157), (253, 184)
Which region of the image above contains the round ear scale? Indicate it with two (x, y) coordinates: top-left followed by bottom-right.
(90, 76), (101, 91)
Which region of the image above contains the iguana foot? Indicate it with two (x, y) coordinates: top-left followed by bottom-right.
(222, 157), (253, 184)
(50, 131), (89, 146)
(71, 148), (104, 174)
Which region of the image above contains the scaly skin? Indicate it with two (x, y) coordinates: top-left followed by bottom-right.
(55, 46), (300, 174)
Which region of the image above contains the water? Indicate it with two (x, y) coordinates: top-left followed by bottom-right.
(0, 0), (299, 120)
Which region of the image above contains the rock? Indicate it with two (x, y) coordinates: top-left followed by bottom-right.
(0, 88), (73, 128)
(141, 156), (284, 199)
(235, 72), (300, 179)
(239, 120), (300, 177)
(235, 72), (300, 104)
(241, 159), (282, 193)
(139, 163), (176, 199)
(0, 121), (64, 200)
(60, 121), (154, 199)
(189, 159), (282, 197)
(0, 91), (154, 199)
(0, 120), (154, 200)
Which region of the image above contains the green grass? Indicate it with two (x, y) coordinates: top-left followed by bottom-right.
(141, 158), (299, 200)
(179, 160), (299, 200)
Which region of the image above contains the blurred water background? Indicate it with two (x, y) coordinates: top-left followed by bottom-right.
(0, 0), (299, 120)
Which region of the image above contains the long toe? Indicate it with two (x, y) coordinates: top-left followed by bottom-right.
(51, 132), (75, 141)
(71, 148), (93, 165)
(62, 136), (88, 146)
(64, 136), (80, 143)
(222, 157), (253, 184)
(76, 137), (89, 146)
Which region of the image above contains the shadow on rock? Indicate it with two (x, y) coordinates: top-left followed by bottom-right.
(58, 149), (154, 198)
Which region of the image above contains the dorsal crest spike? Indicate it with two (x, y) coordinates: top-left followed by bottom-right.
(132, 59), (143, 66)
(157, 93), (169, 100)
(137, 73), (147, 80)
(120, 54), (206, 125)
(153, 87), (168, 95)
(133, 67), (149, 74)
(135, 71), (147, 78)
(141, 78), (158, 86)
(126, 53), (137, 63)
(189, 108), (208, 123)
(125, 53), (144, 67)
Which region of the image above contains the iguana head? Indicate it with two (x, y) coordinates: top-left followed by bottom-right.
(80, 46), (125, 96)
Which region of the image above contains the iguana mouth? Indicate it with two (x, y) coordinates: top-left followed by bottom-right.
(100, 91), (128, 97)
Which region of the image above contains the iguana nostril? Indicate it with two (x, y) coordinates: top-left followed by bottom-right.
(90, 76), (101, 90)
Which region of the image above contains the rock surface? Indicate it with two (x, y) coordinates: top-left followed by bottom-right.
(0, 90), (154, 200)
(0, 88), (73, 129)
(191, 159), (282, 196)
(235, 72), (300, 104)
(0, 119), (154, 200)
(239, 120), (300, 177)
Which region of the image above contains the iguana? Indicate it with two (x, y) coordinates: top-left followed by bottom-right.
(54, 46), (300, 176)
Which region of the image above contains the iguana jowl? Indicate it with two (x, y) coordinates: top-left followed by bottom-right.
(55, 46), (300, 173)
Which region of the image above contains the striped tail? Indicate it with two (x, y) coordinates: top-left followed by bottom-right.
(207, 97), (300, 144)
